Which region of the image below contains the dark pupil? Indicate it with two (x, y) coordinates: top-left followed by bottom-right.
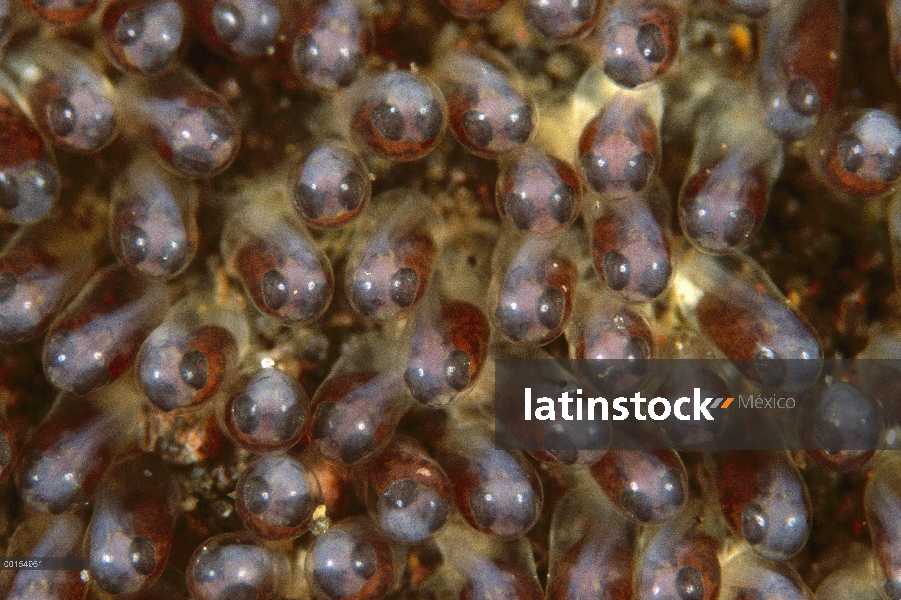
(212, 2), (244, 43)
(47, 97), (77, 138)
(444, 349), (471, 390)
(275, 401), (304, 441)
(880, 149), (901, 182)
(284, 482), (314, 523)
(571, 0), (594, 20)
(536, 287), (565, 329)
(605, 56), (643, 89)
(639, 261), (671, 299)
(0, 174), (18, 209)
(383, 478), (419, 509)
(813, 418), (844, 455)
(403, 366), (433, 403)
(677, 566), (705, 600)
(372, 102), (405, 142)
(332, 50), (363, 88)
(261, 269), (289, 310)
(294, 183), (325, 219)
(293, 34), (320, 76)
(415, 99), (443, 139)
(469, 487), (498, 527)
(495, 303), (529, 341)
(87, 111), (116, 149)
(504, 104), (533, 144)
(350, 278), (380, 316)
(624, 336), (651, 360)
(624, 152), (654, 191)
(620, 487), (653, 521)
(462, 110), (492, 148)
(45, 330), (75, 370)
(121, 223), (149, 265)
(203, 105), (237, 141)
(636, 23), (666, 62)
(129, 535), (157, 576)
(0, 272), (15, 303)
(504, 104), (532, 144)
(20, 451), (46, 490)
(28, 162), (59, 200)
(115, 9), (145, 46)
(741, 501), (768, 545)
(753, 347), (786, 386)
(340, 431), (377, 464)
(231, 393), (261, 434)
(173, 146), (215, 176)
(242, 474), (271, 514)
(580, 153), (611, 192)
(311, 402), (338, 440)
(142, 44), (174, 75)
(548, 183), (575, 223)
(603, 250), (630, 291)
(389, 267), (419, 307)
(160, 240), (186, 273)
(723, 208), (755, 247)
(787, 77), (821, 116)
(837, 133), (864, 173)
(179, 349), (208, 390)
(350, 542), (378, 579)
(337, 171), (365, 211)
(543, 429), (578, 465)
(504, 192), (534, 230)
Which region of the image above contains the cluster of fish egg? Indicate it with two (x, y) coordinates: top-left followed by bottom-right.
(2, 0), (901, 598)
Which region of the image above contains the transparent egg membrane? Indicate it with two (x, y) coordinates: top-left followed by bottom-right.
(0, 0), (900, 599)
